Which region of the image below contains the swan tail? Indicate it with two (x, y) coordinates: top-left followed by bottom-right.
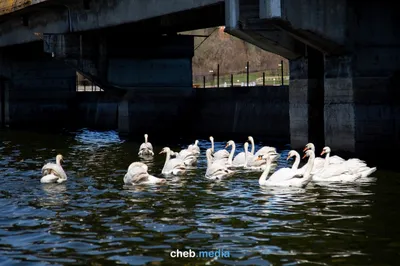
(40, 174), (59, 184)
(360, 167), (377, 178)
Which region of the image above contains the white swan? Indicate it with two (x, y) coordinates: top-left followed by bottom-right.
(187, 140), (200, 156)
(159, 147), (186, 175)
(225, 140), (246, 167)
(248, 136), (278, 157)
(124, 162), (166, 185)
(41, 154), (67, 184)
(209, 136), (229, 160)
(321, 147), (376, 178)
(138, 134), (154, 157)
(171, 148), (197, 166)
(205, 148), (234, 180)
(243, 142), (277, 171)
(257, 150), (314, 187)
(310, 147), (362, 182)
(299, 143), (344, 174)
(304, 143), (344, 164)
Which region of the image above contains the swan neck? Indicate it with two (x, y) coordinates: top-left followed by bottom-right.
(310, 144), (315, 152)
(228, 143), (235, 164)
(56, 157), (62, 166)
(304, 153), (315, 177)
(206, 152), (212, 167)
(291, 152), (300, 170)
(323, 152), (330, 168)
(250, 139), (255, 155)
(259, 159), (271, 183)
(163, 150), (171, 169)
(210, 139), (214, 152)
(144, 135), (148, 143)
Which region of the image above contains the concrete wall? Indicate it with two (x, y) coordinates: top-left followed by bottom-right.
(74, 86), (290, 143)
(0, 42), (76, 127)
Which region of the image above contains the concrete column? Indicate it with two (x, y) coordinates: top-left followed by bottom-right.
(324, 55), (355, 152)
(289, 47), (325, 149)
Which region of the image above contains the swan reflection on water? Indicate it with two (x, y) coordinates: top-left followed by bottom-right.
(39, 183), (69, 207)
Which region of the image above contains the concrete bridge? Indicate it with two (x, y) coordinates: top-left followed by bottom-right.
(0, 0), (399, 158)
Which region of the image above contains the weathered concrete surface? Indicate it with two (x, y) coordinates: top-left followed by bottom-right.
(45, 34), (194, 90)
(74, 86), (290, 144)
(0, 0), (224, 47)
(0, 0), (48, 16)
(193, 86), (289, 143)
(0, 42), (76, 127)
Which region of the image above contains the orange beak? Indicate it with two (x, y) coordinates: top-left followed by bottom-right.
(256, 156), (262, 161)
(302, 154), (307, 159)
(225, 144), (229, 148)
(286, 155), (291, 160)
(159, 151), (163, 154)
(303, 147), (309, 152)
(320, 151), (325, 156)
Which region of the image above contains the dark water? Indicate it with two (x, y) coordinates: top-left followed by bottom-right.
(0, 129), (399, 266)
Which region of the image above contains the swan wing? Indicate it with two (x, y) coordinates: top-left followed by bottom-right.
(42, 163), (67, 180)
(255, 146), (277, 156)
(124, 172), (150, 184)
(41, 174), (60, 183)
(213, 149), (229, 159)
(232, 152), (246, 165)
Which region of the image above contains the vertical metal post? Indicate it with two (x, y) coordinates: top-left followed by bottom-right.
(203, 76), (205, 88)
(246, 61), (249, 87)
(263, 72), (265, 86)
(217, 64), (220, 88)
(281, 60), (284, 86)
(231, 74), (233, 87)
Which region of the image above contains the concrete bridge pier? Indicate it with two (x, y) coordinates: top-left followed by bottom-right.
(0, 42), (76, 128)
(289, 47), (325, 150)
(324, 53), (400, 157)
(44, 33), (196, 137)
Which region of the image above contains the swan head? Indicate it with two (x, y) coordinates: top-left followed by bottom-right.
(209, 136), (214, 142)
(248, 136), (253, 142)
(159, 147), (170, 154)
(286, 150), (297, 160)
(225, 140), (234, 148)
(303, 143), (315, 152)
(302, 149), (314, 159)
(320, 146), (331, 156)
(56, 154), (64, 163)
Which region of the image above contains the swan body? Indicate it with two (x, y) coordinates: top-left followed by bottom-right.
(124, 162), (166, 185)
(138, 134), (154, 157)
(160, 147), (186, 175)
(205, 148), (234, 180)
(310, 147), (363, 182)
(248, 136), (277, 157)
(321, 147), (376, 179)
(209, 136), (229, 161)
(171, 149), (197, 166)
(258, 150), (314, 187)
(41, 154), (67, 184)
(243, 142), (277, 171)
(187, 140), (200, 156)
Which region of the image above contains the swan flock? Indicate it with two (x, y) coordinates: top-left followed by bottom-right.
(40, 134), (377, 188)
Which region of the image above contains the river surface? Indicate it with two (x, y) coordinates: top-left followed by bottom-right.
(0, 129), (399, 265)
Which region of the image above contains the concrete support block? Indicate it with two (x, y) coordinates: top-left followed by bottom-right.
(117, 87), (194, 137)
